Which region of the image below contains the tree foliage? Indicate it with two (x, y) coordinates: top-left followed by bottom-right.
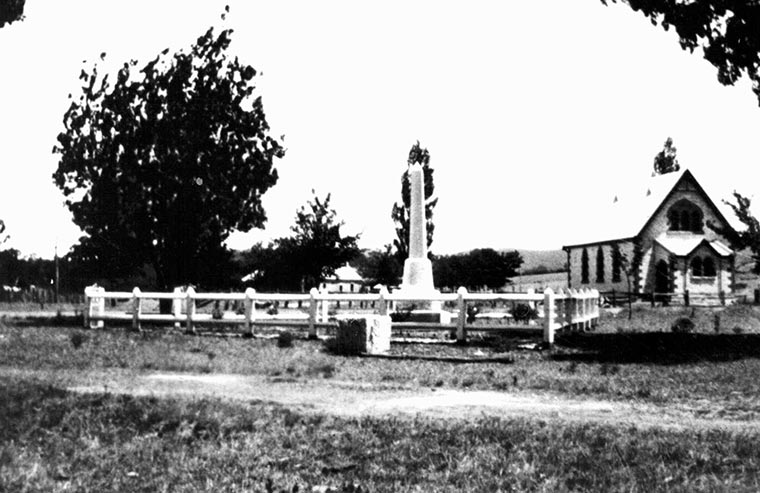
(614, 240), (643, 320)
(653, 137), (680, 175)
(433, 248), (523, 291)
(601, 1), (760, 105)
(0, 0), (25, 28)
(354, 245), (402, 288)
(391, 141), (437, 262)
(0, 219), (7, 246)
(712, 191), (760, 274)
(243, 193), (360, 291)
(52, 27), (284, 289)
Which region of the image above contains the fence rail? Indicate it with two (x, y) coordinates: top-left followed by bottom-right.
(603, 289), (747, 307)
(84, 285), (601, 344)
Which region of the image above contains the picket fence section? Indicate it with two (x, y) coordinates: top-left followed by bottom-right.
(84, 285), (600, 344)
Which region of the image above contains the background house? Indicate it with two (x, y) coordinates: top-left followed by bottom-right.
(320, 264), (366, 294)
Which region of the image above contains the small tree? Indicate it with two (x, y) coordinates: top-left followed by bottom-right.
(710, 191), (760, 274)
(615, 241), (642, 320)
(653, 137), (680, 175)
(276, 192), (361, 290)
(391, 141), (437, 262)
(355, 245), (402, 288)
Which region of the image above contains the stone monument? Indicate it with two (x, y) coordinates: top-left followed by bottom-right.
(396, 163), (449, 322)
(400, 162), (435, 294)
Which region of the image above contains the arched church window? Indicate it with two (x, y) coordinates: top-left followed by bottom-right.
(703, 257), (716, 277)
(581, 248), (589, 284)
(680, 211), (691, 231)
(691, 211), (702, 232)
(691, 257), (703, 276)
(668, 209), (680, 230)
(668, 200), (703, 232)
(596, 246), (605, 283)
(612, 245), (622, 283)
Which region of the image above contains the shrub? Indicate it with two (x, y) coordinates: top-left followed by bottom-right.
(277, 331), (294, 348)
(512, 303), (538, 324)
(670, 317), (695, 334)
(70, 332), (87, 349)
(390, 304), (416, 322)
(466, 304), (480, 324)
(211, 301), (223, 320)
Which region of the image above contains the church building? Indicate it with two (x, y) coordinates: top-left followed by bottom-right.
(562, 170), (737, 300)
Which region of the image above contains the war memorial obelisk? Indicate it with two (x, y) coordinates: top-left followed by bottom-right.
(400, 162), (435, 293)
(397, 163), (447, 319)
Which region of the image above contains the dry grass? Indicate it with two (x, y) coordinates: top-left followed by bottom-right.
(4, 307), (760, 415)
(2, 376), (760, 492)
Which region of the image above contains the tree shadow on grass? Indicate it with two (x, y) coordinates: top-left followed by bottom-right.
(553, 332), (760, 364)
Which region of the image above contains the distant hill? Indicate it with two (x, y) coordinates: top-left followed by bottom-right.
(500, 249), (567, 274)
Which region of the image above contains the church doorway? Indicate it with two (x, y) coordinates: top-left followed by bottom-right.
(654, 259), (672, 304)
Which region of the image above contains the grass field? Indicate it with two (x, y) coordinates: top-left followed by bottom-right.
(3, 304), (760, 490)
(4, 376), (760, 492)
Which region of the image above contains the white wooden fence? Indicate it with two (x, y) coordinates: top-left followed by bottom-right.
(84, 285), (600, 344)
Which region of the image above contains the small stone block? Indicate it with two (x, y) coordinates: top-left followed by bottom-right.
(335, 316), (391, 355)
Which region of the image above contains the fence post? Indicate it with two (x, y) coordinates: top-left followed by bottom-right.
(456, 287), (468, 344)
(378, 286), (389, 316)
(543, 287), (555, 345)
(591, 289), (600, 328)
(720, 290), (726, 306)
(555, 288), (565, 331)
(309, 288), (319, 337)
(87, 285), (105, 330)
(584, 289), (592, 330)
(172, 287), (183, 330)
(683, 289), (690, 307)
(244, 288), (255, 336)
(566, 288), (576, 330)
(185, 287), (196, 334)
(527, 288), (536, 310)
(83, 286), (92, 328)
(132, 287), (142, 332)
(319, 286), (329, 323)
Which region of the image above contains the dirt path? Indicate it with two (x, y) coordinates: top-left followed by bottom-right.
(2, 366), (757, 431)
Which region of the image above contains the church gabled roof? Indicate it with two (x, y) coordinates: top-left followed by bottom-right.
(654, 234), (733, 258)
(563, 169), (738, 249)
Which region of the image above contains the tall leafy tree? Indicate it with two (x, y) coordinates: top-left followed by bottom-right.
(0, 0), (25, 28)
(653, 137), (680, 175)
(52, 27), (284, 290)
(391, 141), (437, 262)
(601, 1), (760, 105)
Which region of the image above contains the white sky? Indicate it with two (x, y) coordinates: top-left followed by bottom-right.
(1, 0), (759, 259)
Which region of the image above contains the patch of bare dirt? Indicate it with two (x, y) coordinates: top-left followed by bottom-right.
(2, 366), (758, 431)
